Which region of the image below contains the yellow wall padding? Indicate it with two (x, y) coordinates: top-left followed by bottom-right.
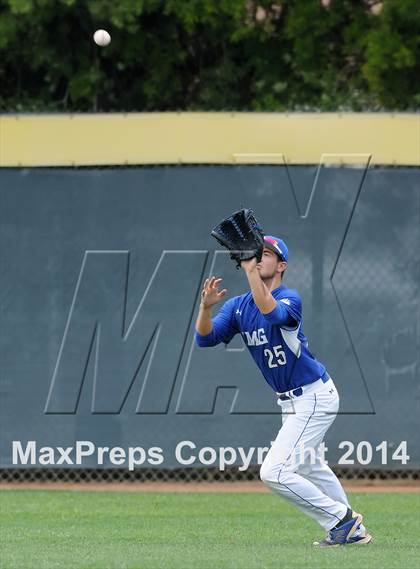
(1, 112), (419, 167)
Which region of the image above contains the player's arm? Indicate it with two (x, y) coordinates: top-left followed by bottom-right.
(240, 257), (276, 314)
(241, 258), (298, 327)
(195, 277), (236, 347)
(195, 277), (225, 335)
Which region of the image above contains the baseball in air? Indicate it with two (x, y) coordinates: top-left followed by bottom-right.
(93, 29), (111, 47)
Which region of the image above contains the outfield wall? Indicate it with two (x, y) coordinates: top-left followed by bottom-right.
(1, 114), (419, 472)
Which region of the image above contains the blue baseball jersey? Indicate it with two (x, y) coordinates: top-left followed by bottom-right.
(195, 284), (326, 394)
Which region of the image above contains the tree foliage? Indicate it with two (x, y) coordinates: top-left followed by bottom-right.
(0, 0), (419, 111)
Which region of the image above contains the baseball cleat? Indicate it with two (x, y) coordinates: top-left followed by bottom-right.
(313, 530), (373, 547)
(347, 532), (373, 545)
(312, 533), (372, 547)
(313, 511), (364, 547)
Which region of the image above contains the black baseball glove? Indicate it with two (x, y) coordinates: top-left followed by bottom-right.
(211, 208), (265, 269)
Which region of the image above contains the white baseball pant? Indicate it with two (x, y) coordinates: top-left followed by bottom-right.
(260, 376), (351, 530)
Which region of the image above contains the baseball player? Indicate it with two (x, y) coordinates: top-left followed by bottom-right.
(195, 235), (372, 546)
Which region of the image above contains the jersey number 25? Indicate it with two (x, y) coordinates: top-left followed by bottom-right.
(264, 345), (287, 367)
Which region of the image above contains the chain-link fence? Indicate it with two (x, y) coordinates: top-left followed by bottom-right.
(1, 466), (418, 484)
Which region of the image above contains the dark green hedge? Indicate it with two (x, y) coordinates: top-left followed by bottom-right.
(1, 0), (419, 112)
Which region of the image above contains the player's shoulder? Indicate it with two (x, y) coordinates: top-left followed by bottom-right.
(219, 295), (241, 313)
(273, 284), (301, 303)
(226, 290), (255, 311)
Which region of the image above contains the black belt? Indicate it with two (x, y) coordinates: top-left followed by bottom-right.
(277, 371), (331, 401)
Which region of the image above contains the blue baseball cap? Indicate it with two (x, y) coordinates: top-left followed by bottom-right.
(263, 236), (289, 262)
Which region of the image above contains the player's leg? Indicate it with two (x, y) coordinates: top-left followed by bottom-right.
(279, 380), (349, 509)
(260, 387), (349, 531)
(298, 445), (350, 508)
(295, 382), (370, 543)
(299, 445), (372, 542)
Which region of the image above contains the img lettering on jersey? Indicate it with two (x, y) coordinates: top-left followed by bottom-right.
(242, 328), (268, 346)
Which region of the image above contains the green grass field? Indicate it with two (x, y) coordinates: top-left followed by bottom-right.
(1, 490), (419, 569)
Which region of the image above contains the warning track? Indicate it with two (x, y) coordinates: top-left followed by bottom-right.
(1, 480), (419, 493)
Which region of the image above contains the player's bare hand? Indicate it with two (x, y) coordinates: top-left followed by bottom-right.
(200, 276), (227, 308)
